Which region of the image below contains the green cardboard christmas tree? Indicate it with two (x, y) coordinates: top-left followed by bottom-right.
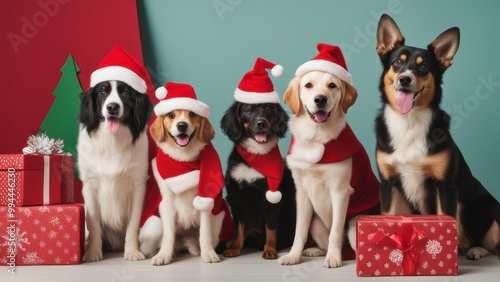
(39, 54), (82, 159)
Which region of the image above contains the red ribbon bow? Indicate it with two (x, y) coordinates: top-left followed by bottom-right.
(368, 217), (429, 275)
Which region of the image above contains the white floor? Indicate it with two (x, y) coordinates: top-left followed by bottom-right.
(2, 250), (499, 282)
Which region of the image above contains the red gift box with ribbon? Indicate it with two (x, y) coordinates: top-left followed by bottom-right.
(0, 154), (74, 206)
(356, 215), (458, 276)
(0, 204), (84, 266)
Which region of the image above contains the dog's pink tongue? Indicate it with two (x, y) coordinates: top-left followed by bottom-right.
(177, 135), (190, 146)
(313, 111), (328, 123)
(396, 90), (415, 114)
(255, 133), (267, 143)
(106, 118), (120, 133)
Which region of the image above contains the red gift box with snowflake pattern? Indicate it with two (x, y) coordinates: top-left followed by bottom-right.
(0, 154), (74, 206)
(0, 204), (84, 265)
(356, 215), (458, 276)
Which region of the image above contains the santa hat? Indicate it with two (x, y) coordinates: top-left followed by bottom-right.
(234, 57), (284, 104)
(90, 45), (150, 93)
(154, 82), (209, 117)
(295, 43), (353, 86)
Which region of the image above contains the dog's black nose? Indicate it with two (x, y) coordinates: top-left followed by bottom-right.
(314, 95), (328, 107)
(106, 103), (120, 115)
(398, 75), (412, 87)
(256, 120), (266, 128)
(177, 121), (188, 132)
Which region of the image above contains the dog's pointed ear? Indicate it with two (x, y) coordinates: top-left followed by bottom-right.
(376, 14), (405, 57)
(149, 116), (166, 142)
(428, 27), (460, 70)
(220, 102), (242, 142)
(199, 117), (215, 144)
(341, 82), (358, 114)
(283, 76), (302, 115)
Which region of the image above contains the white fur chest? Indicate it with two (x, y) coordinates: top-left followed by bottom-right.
(384, 106), (432, 165)
(383, 106), (433, 210)
(77, 125), (148, 178)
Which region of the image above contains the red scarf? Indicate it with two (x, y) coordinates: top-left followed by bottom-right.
(288, 124), (380, 219)
(236, 144), (284, 195)
(288, 124), (362, 163)
(155, 142), (225, 215)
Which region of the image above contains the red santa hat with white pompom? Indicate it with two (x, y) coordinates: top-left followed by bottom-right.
(234, 57), (284, 104)
(154, 82), (209, 118)
(295, 43), (353, 86)
(90, 45), (151, 93)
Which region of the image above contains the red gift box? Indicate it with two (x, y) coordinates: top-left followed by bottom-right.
(356, 215), (458, 276)
(0, 154), (74, 206)
(0, 204), (84, 266)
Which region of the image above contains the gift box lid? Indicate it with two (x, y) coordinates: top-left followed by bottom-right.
(0, 154), (62, 170)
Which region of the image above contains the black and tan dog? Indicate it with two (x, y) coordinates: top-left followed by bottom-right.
(220, 58), (296, 260)
(375, 14), (500, 259)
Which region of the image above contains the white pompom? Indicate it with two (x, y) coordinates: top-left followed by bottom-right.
(271, 65), (284, 78)
(266, 190), (282, 204)
(155, 87), (167, 100)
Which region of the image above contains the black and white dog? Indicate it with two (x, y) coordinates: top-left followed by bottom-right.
(77, 46), (154, 262)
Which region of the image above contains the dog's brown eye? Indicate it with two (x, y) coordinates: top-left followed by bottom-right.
(328, 82), (336, 89)
(304, 82), (312, 88)
(189, 111), (196, 118)
(122, 88), (129, 97)
(394, 59), (403, 66)
(99, 87), (106, 95)
(244, 109), (252, 114)
(419, 63), (428, 71)
(167, 112), (175, 119)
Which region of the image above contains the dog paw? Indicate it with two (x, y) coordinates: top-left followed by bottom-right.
(82, 250), (103, 262)
(278, 254), (301, 265)
(323, 256), (342, 268)
(124, 249), (145, 261)
(262, 249), (278, 260)
(465, 247), (490, 260)
(223, 248), (241, 257)
(303, 247), (326, 257)
(151, 254), (172, 266)
(201, 250), (221, 263)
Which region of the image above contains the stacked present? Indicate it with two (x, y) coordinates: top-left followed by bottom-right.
(356, 215), (458, 276)
(0, 134), (84, 266)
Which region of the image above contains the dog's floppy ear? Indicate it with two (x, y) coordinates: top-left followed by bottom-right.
(340, 82), (358, 114)
(376, 14), (405, 57)
(199, 117), (215, 144)
(79, 87), (99, 132)
(134, 94), (154, 131)
(149, 116), (166, 142)
(220, 102), (242, 142)
(428, 27), (460, 71)
(271, 104), (289, 139)
(283, 76), (302, 115)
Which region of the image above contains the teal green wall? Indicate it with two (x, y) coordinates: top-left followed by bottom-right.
(137, 0), (500, 201)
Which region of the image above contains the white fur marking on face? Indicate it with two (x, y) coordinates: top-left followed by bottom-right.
(230, 163), (265, 184)
(103, 81), (124, 118)
(169, 111), (195, 137)
(241, 137), (278, 155)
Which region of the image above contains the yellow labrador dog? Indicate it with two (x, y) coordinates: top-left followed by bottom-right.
(279, 43), (380, 268)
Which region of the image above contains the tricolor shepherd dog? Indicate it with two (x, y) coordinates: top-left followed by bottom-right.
(220, 58), (296, 260)
(374, 14), (500, 259)
(279, 44), (380, 268)
(77, 46), (154, 262)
